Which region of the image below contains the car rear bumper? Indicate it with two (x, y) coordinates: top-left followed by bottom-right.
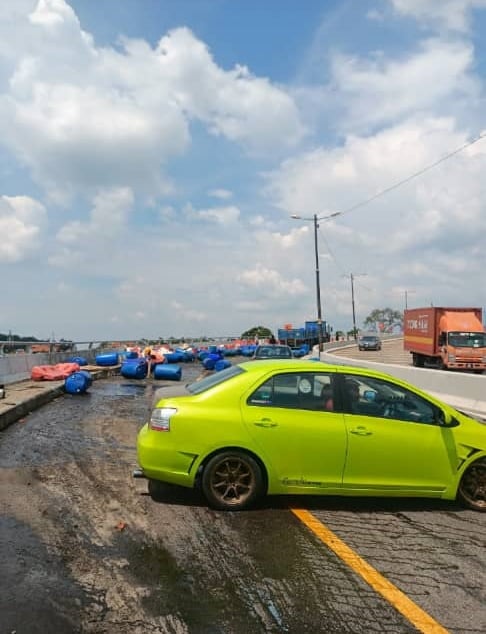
(136, 424), (197, 487)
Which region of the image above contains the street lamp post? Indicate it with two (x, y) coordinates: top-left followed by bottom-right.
(291, 211), (341, 355)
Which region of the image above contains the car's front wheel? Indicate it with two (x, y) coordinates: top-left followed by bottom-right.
(457, 457), (486, 511)
(201, 451), (263, 511)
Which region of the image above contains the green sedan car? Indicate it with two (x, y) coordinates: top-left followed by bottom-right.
(135, 360), (486, 511)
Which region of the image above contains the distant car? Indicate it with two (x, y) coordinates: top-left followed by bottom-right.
(252, 344), (293, 359)
(358, 335), (382, 351)
(136, 359), (486, 511)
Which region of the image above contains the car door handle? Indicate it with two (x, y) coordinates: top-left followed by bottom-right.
(350, 426), (372, 436)
(253, 419), (278, 428)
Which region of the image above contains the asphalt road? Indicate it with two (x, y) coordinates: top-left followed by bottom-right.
(324, 337), (413, 365)
(0, 364), (485, 634)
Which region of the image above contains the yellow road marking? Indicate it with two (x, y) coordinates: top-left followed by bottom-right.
(291, 508), (450, 634)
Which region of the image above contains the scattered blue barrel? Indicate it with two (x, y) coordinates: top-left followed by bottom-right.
(215, 359), (231, 372)
(202, 353), (221, 370)
(164, 351), (185, 363)
(64, 371), (91, 394)
(95, 352), (119, 366)
(121, 359), (148, 379)
(79, 370), (93, 386)
(126, 350), (139, 359)
(67, 356), (88, 366)
(198, 350), (209, 362)
(153, 364), (182, 381)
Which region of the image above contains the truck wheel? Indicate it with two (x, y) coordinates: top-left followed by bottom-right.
(412, 353), (424, 367)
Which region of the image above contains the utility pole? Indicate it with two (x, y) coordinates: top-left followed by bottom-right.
(404, 290), (415, 310)
(291, 211), (341, 355)
(344, 273), (366, 340)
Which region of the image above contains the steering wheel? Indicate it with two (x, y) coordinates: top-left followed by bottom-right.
(382, 401), (397, 418)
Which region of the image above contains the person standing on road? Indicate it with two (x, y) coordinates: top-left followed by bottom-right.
(143, 345), (155, 377)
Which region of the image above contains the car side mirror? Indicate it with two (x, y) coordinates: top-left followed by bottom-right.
(437, 409), (459, 427)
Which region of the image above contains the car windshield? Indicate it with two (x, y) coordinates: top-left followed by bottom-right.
(361, 336), (378, 342)
(447, 332), (486, 348)
(256, 346), (292, 358)
(187, 364), (245, 394)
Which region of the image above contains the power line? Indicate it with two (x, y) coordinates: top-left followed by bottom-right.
(338, 131), (486, 218)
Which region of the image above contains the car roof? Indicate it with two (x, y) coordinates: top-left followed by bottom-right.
(239, 359), (360, 374)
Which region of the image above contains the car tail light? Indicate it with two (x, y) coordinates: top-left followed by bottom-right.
(149, 407), (177, 431)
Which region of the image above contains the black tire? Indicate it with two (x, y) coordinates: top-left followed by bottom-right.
(148, 478), (171, 501)
(201, 451), (263, 511)
(457, 458), (486, 511)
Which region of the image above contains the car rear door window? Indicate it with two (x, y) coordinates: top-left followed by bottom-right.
(248, 372), (335, 411)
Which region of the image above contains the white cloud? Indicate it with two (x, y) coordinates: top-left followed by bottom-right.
(238, 265), (307, 298)
(0, 195), (47, 262)
(327, 38), (478, 132)
(50, 187), (133, 266)
(0, 2), (305, 204)
(389, 0), (486, 33)
(182, 202), (240, 225)
(170, 300), (206, 322)
(208, 188), (233, 200)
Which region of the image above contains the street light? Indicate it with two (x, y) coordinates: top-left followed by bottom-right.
(291, 211), (342, 355)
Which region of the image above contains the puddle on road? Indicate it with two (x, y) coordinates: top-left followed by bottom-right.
(92, 382), (147, 397)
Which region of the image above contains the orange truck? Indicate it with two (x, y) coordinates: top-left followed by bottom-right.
(404, 307), (486, 372)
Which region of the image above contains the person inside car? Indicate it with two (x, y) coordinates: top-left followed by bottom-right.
(345, 379), (361, 414)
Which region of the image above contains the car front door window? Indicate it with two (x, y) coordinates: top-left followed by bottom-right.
(341, 374), (451, 491)
(342, 375), (437, 424)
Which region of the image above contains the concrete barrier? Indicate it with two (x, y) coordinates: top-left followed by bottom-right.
(0, 349), (98, 385)
(318, 344), (486, 415)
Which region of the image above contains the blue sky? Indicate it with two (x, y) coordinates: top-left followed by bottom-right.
(1, 0), (486, 341)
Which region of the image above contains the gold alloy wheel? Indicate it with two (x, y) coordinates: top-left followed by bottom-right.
(202, 451), (263, 511)
(458, 458), (486, 511)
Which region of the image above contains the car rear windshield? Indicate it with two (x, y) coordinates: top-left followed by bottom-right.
(187, 364), (246, 394)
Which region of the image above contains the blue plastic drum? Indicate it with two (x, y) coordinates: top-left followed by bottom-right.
(79, 370), (93, 386)
(95, 352), (119, 366)
(215, 359), (231, 372)
(121, 360), (148, 379)
(164, 352), (185, 363)
(64, 372), (90, 394)
(67, 356), (88, 366)
(153, 364), (182, 381)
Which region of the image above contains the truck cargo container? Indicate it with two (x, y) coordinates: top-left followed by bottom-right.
(403, 307), (486, 372)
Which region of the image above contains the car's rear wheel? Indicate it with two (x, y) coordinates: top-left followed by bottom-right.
(457, 457), (486, 511)
(147, 478), (170, 501)
(201, 451), (263, 511)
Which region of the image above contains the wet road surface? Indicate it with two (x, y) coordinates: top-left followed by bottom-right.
(1, 362), (485, 633)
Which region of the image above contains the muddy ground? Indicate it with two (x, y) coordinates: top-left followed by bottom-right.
(1, 363), (485, 634)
